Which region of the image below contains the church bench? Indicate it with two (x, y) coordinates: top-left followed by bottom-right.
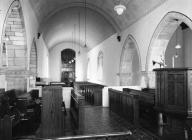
(70, 91), (80, 128)
(123, 88), (157, 131)
(109, 88), (156, 129)
(0, 115), (12, 140)
(108, 88), (139, 126)
(74, 82), (105, 106)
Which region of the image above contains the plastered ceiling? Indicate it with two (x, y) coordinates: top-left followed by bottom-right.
(29, 0), (167, 31)
(0, 0), (167, 50)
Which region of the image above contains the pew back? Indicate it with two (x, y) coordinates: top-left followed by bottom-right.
(0, 115), (12, 140)
(109, 88), (157, 130)
(74, 82), (104, 106)
(41, 86), (64, 138)
(109, 88), (139, 126)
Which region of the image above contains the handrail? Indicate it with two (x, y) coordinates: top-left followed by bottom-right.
(15, 131), (132, 140)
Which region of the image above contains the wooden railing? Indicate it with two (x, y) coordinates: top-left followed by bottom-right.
(17, 131), (132, 140)
(51, 131), (132, 140)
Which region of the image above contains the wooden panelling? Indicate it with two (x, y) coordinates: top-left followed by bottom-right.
(154, 68), (192, 139)
(154, 68), (189, 114)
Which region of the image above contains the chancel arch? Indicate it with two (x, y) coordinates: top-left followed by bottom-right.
(119, 35), (141, 86)
(1, 0), (28, 93)
(146, 12), (192, 88)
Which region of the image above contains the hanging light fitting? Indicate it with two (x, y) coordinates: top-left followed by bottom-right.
(114, 0), (127, 15)
(114, 4), (126, 15)
(175, 19), (181, 50)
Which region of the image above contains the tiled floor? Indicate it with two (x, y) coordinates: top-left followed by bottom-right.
(62, 106), (155, 140)
(13, 106), (156, 140)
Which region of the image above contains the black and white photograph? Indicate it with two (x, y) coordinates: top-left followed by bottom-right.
(0, 0), (191, 139)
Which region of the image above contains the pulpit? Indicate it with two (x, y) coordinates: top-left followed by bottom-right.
(154, 68), (192, 138)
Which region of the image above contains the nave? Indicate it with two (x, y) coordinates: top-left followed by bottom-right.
(1, 0), (192, 140)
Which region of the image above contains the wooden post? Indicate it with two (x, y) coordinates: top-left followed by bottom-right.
(41, 86), (64, 138)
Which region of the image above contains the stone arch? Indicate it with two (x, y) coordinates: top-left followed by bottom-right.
(146, 12), (192, 88)
(1, 0), (28, 93)
(29, 38), (37, 76)
(119, 35), (141, 86)
(97, 51), (103, 81)
(1, 0), (27, 69)
(147, 12), (192, 71)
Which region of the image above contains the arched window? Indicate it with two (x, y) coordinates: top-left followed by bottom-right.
(97, 51), (103, 81)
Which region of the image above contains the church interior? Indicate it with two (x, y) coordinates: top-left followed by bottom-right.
(0, 0), (192, 139)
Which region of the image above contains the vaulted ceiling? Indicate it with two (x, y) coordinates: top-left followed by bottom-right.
(27, 0), (167, 49)
(0, 0), (167, 50)
(29, 0), (167, 31)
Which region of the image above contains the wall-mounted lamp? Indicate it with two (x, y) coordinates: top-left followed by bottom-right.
(1, 34), (9, 67)
(117, 35), (121, 42)
(4, 34), (9, 41)
(37, 32), (41, 39)
(152, 60), (164, 68)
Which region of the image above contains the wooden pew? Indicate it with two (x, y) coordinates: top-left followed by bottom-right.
(109, 88), (156, 129)
(70, 88), (86, 128)
(123, 88), (157, 129)
(108, 88), (139, 126)
(74, 82), (105, 106)
(0, 115), (12, 140)
(41, 86), (64, 138)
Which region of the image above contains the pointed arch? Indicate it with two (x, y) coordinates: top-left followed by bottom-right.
(1, 0), (27, 69)
(1, 0), (28, 93)
(29, 38), (37, 75)
(119, 35), (141, 86)
(146, 12), (192, 71)
(146, 11), (192, 88)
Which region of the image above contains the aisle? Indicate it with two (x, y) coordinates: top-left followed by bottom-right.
(13, 106), (156, 140)
(64, 106), (156, 140)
